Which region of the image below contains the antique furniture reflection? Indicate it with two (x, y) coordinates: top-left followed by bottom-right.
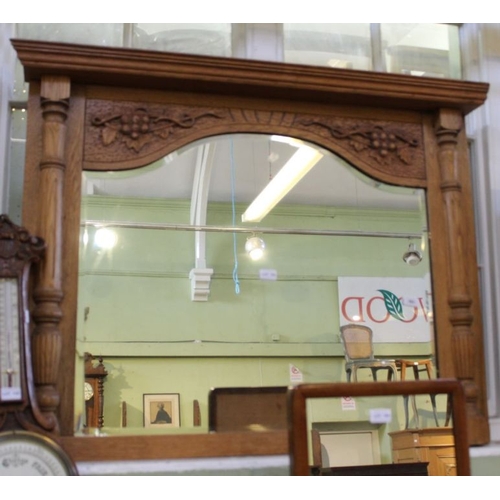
(193, 400), (201, 427)
(208, 386), (288, 432)
(396, 358), (440, 428)
(340, 324), (397, 382)
(84, 353), (107, 429)
(390, 427), (456, 476)
(287, 379), (470, 476)
(121, 401), (127, 428)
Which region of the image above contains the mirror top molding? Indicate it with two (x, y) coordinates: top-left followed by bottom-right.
(12, 39), (488, 114)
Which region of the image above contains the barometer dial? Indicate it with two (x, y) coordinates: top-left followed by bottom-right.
(0, 431), (77, 476)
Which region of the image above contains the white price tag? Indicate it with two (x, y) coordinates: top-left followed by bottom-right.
(369, 408), (392, 424)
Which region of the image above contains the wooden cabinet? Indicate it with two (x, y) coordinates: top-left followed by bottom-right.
(390, 427), (456, 476)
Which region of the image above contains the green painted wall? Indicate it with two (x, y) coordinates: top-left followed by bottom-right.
(75, 195), (433, 435)
(471, 454), (500, 476)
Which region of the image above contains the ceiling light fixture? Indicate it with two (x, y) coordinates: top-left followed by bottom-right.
(402, 242), (422, 266)
(245, 235), (266, 261)
(94, 227), (118, 249)
(241, 144), (323, 223)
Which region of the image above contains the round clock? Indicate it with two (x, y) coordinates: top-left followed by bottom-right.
(0, 431), (78, 476)
(84, 381), (94, 401)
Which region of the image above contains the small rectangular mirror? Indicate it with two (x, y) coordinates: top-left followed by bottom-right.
(288, 379), (469, 476)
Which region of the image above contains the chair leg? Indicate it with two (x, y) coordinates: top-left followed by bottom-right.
(410, 395), (419, 428)
(445, 395), (452, 426)
(430, 394), (439, 426)
(371, 368), (378, 381)
(403, 395), (410, 429)
(403, 394), (421, 429)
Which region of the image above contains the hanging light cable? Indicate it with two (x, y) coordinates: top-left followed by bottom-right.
(230, 139), (240, 294)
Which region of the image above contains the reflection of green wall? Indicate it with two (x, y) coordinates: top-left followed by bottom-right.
(87, 357), (343, 430)
(76, 196), (433, 430)
(308, 394), (449, 465)
(79, 356), (448, 436)
(79, 275), (338, 344)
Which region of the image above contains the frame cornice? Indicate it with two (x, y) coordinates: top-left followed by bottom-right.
(12, 39), (488, 113)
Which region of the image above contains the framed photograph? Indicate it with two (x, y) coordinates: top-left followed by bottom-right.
(143, 393), (180, 428)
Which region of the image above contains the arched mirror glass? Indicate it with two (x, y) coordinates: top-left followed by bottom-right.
(76, 134), (433, 434)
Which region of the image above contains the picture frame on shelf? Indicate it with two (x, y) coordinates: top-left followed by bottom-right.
(143, 393), (180, 428)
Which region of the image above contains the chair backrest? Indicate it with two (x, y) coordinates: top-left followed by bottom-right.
(340, 324), (374, 360)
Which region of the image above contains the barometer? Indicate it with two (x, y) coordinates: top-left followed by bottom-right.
(0, 278), (22, 402)
(0, 215), (77, 475)
(0, 215), (44, 406)
(0, 431), (77, 476)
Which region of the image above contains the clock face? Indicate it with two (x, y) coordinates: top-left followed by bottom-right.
(84, 381), (94, 401)
(0, 431), (77, 476)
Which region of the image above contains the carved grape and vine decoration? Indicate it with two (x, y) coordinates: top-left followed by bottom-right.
(91, 107), (225, 153)
(298, 119), (419, 166)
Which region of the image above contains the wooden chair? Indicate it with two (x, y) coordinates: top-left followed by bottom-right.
(395, 358), (441, 428)
(340, 324), (397, 382)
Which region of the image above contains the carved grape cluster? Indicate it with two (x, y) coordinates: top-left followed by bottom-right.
(92, 106), (224, 153)
(120, 112), (151, 139)
(370, 131), (397, 157)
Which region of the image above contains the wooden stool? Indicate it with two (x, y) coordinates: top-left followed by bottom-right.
(396, 359), (440, 428)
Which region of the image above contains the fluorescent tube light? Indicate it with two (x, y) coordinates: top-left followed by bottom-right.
(241, 145), (323, 223)
(270, 135), (306, 147)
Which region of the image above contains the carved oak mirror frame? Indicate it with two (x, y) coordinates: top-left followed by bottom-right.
(12, 40), (490, 446)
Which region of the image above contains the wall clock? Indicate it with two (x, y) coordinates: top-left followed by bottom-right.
(0, 431), (77, 475)
(84, 381), (94, 401)
(84, 353), (107, 428)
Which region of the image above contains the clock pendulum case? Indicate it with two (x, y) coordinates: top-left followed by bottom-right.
(0, 215), (78, 475)
(84, 352), (108, 429)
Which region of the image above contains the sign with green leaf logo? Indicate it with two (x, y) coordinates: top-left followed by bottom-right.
(338, 276), (433, 343)
(378, 289), (405, 321)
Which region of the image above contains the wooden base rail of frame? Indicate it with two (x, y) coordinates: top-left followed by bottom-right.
(59, 431), (288, 462)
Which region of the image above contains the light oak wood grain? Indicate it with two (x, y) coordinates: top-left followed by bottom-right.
(13, 40), (490, 449)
